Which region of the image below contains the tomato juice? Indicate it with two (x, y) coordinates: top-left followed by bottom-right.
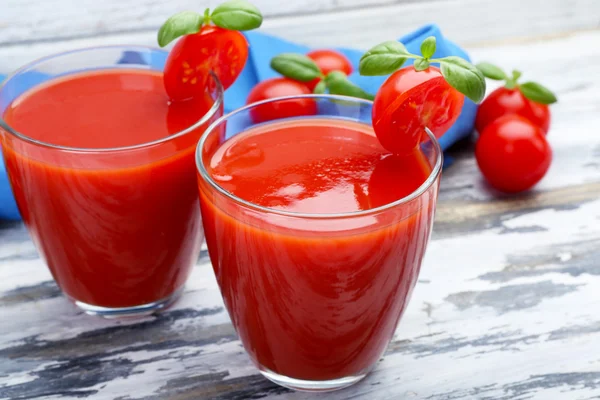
(1, 68), (221, 311)
(198, 117), (440, 383)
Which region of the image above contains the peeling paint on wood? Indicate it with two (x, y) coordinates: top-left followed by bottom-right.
(1, 27), (600, 400)
(0, 0), (598, 49)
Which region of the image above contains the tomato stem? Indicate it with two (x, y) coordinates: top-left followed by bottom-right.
(503, 69), (522, 90)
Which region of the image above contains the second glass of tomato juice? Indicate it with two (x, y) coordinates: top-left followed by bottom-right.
(0, 46), (223, 317)
(197, 95), (442, 391)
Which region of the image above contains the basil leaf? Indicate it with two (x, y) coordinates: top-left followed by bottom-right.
(414, 58), (430, 72)
(270, 53), (322, 82)
(313, 80), (327, 94)
(326, 71), (375, 101)
(157, 11), (203, 47)
(420, 36), (436, 59)
(476, 62), (506, 80)
(440, 56), (486, 103)
(211, 0), (263, 31)
(359, 41), (410, 76)
(519, 81), (558, 104)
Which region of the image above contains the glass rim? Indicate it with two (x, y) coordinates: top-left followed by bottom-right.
(196, 93), (443, 219)
(0, 45), (224, 153)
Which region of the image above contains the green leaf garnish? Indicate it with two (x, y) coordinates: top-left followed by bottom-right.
(476, 62), (506, 80)
(420, 36), (436, 59)
(268, 52), (375, 101)
(439, 56), (486, 103)
(325, 71), (375, 101)
(357, 38), (487, 103)
(313, 80), (327, 94)
(157, 11), (203, 47)
(211, 0), (263, 31)
(157, 1), (263, 47)
(270, 53), (322, 82)
(476, 61), (557, 104)
(519, 81), (558, 104)
(414, 58), (430, 72)
(359, 41), (412, 76)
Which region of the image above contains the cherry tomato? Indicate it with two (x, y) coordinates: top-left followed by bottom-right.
(305, 49), (353, 91)
(475, 114), (552, 193)
(246, 77), (317, 123)
(372, 66), (464, 155)
(164, 26), (248, 102)
(476, 87), (550, 134)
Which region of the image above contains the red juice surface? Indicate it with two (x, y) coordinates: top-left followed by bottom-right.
(1, 69), (218, 308)
(199, 118), (438, 381)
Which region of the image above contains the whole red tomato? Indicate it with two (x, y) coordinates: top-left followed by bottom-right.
(372, 66), (464, 155)
(305, 49), (353, 91)
(246, 77), (317, 123)
(164, 26), (248, 102)
(475, 114), (552, 193)
(476, 87), (550, 134)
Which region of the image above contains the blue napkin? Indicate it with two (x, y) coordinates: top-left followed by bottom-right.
(0, 24), (476, 220)
(0, 77), (20, 220)
(0, 148), (19, 220)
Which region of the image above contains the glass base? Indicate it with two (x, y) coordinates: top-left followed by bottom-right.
(259, 368), (368, 392)
(70, 287), (183, 319)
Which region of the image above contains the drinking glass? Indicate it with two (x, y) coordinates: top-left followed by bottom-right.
(196, 95), (442, 391)
(0, 46), (223, 317)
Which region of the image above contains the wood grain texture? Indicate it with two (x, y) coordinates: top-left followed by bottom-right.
(1, 27), (600, 400)
(0, 0), (598, 49)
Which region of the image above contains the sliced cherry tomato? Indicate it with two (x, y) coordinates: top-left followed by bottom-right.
(476, 87), (550, 134)
(164, 26), (248, 102)
(372, 66), (464, 155)
(475, 114), (552, 193)
(246, 77), (317, 123)
(305, 49), (353, 91)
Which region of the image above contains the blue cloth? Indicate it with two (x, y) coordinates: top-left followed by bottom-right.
(0, 93), (20, 220)
(0, 24), (475, 220)
(0, 150), (18, 220)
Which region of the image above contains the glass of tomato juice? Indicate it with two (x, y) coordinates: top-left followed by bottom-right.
(0, 46), (223, 317)
(196, 95), (442, 391)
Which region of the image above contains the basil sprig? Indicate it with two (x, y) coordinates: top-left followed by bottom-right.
(270, 53), (374, 101)
(158, 0), (263, 47)
(270, 53), (322, 82)
(476, 62), (557, 104)
(358, 36), (486, 103)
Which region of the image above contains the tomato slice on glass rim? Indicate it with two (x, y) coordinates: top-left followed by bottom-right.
(372, 66), (464, 155)
(164, 26), (249, 102)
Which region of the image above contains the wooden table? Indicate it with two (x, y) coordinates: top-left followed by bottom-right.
(1, 1), (600, 398)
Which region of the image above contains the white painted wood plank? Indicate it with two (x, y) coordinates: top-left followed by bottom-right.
(1, 27), (600, 400)
(260, 0), (600, 49)
(0, 0), (598, 48)
(1, 198), (599, 399)
(0, 0), (411, 46)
